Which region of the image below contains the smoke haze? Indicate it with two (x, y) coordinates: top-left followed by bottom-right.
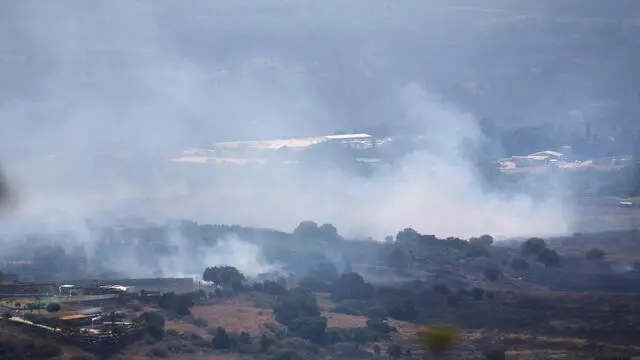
(5, 0), (622, 247)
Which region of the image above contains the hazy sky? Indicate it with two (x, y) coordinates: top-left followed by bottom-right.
(0, 0), (636, 239)
(1, 0), (638, 152)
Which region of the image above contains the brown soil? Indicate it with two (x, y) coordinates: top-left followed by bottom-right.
(189, 300), (276, 333)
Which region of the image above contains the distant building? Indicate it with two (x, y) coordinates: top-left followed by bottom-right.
(0, 282), (57, 295)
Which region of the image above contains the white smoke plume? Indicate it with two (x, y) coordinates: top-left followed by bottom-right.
(0, 0), (574, 249)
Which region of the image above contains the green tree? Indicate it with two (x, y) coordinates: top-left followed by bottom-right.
(386, 246), (409, 269)
(330, 272), (374, 301)
(238, 331), (252, 344)
(510, 257), (529, 271)
(137, 311), (165, 340)
(537, 248), (561, 268)
(484, 267), (502, 281)
(202, 266), (245, 288)
(212, 327), (231, 350)
(396, 228), (420, 244)
(287, 316), (327, 345)
(274, 288), (321, 325)
(471, 235), (494, 246)
(521, 237), (547, 256)
(46, 303), (61, 313)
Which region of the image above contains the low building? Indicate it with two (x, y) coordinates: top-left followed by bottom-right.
(0, 282), (57, 295)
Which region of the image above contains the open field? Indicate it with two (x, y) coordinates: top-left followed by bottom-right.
(189, 300), (277, 333)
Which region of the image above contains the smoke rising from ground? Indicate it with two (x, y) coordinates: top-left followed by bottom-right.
(0, 0), (573, 251)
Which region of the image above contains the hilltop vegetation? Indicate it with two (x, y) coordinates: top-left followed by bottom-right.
(3, 219), (640, 359)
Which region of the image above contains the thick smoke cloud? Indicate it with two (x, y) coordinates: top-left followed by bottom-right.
(0, 0), (573, 248)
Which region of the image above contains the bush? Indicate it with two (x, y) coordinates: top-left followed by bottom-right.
(332, 299), (367, 316)
(45, 303), (61, 313)
(586, 248), (606, 261)
(158, 292), (195, 316)
(521, 237), (547, 256)
(148, 343), (169, 357)
(239, 331), (252, 344)
(287, 316), (327, 345)
(138, 311), (166, 340)
(268, 349), (304, 360)
(537, 248), (561, 268)
(466, 244), (490, 258)
(261, 280), (287, 295)
(330, 272), (374, 301)
(483, 346), (507, 360)
(274, 288), (321, 325)
(385, 296), (418, 321)
(471, 287), (485, 301)
(297, 277), (330, 292)
(364, 305), (388, 319)
(326, 327), (379, 344)
(212, 327), (232, 350)
(366, 318), (396, 336)
(192, 317), (208, 328)
(510, 257), (529, 271)
(416, 324), (458, 356)
(259, 333), (277, 352)
(433, 283), (451, 295)
(484, 267), (502, 281)
(387, 344), (403, 359)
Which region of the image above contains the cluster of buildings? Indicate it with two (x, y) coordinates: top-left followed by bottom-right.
(499, 147), (635, 174)
(169, 133), (389, 165)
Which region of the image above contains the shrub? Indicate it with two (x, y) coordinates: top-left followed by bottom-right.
(483, 346), (507, 360)
(45, 303), (61, 313)
(366, 318), (396, 336)
(297, 277), (329, 292)
(416, 324), (458, 356)
(287, 316), (328, 345)
(466, 244), (491, 258)
(239, 331), (252, 344)
(212, 327), (232, 350)
(510, 257), (529, 271)
(259, 333), (277, 352)
(471, 287), (485, 301)
(148, 343), (169, 357)
(332, 299), (367, 316)
(330, 272), (374, 301)
(326, 327), (378, 344)
(586, 248), (606, 261)
(262, 280), (287, 295)
(274, 288), (321, 325)
(268, 349), (304, 360)
(385, 296), (418, 321)
(192, 317), (208, 328)
(158, 292), (195, 316)
(387, 344), (403, 359)
(484, 267), (502, 281)
(432, 283), (451, 295)
(364, 305), (388, 319)
(521, 237), (547, 256)
(537, 248), (561, 268)
(138, 311), (166, 340)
